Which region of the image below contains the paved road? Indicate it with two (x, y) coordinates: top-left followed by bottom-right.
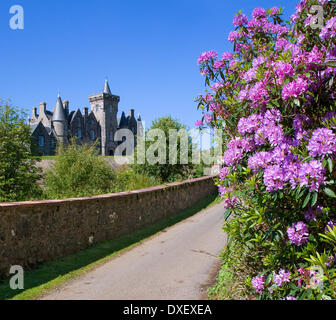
(40, 202), (226, 300)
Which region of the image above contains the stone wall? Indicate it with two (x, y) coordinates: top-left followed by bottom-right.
(0, 176), (216, 277)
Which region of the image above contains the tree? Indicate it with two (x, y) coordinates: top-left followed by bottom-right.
(0, 101), (42, 202)
(133, 116), (196, 182)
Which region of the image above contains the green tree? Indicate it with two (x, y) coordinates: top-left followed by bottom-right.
(0, 101), (42, 202)
(133, 116), (196, 182)
(44, 140), (117, 199)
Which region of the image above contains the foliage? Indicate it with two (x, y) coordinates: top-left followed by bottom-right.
(44, 140), (116, 199)
(113, 167), (159, 192)
(0, 101), (42, 202)
(43, 140), (161, 199)
(133, 116), (197, 182)
(197, 1), (336, 300)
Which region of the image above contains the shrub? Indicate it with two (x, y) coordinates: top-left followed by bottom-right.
(198, 1), (336, 300)
(0, 101), (42, 202)
(113, 168), (159, 192)
(44, 140), (116, 199)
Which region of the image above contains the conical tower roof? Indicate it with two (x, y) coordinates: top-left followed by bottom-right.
(104, 79), (112, 95)
(52, 93), (66, 122)
(119, 111), (127, 126)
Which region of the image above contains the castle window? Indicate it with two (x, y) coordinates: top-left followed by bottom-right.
(51, 138), (56, 149)
(77, 129), (82, 139)
(77, 118), (81, 125)
(109, 105), (113, 113)
(90, 130), (95, 140)
(38, 136), (45, 147)
(109, 131), (114, 141)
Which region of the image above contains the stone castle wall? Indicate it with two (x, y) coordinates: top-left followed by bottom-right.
(0, 176), (217, 277)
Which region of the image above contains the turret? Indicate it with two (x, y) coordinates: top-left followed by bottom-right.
(119, 111), (127, 127)
(104, 79), (112, 95)
(52, 93), (68, 145)
(137, 114), (144, 138)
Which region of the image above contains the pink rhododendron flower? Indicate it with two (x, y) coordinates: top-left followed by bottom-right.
(195, 120), (203, 127)
(233, 13), (248, 26)
(273, 269), (291, 286)
(197, 51), (218, 65)
(252, 275), (266, 294)
(287, 222), (309, 246)
(282, 77), (308, 100)
(252, 8), (267, 19)
(221, 52), (234, 61)
(308, 128), (336, 158)
(219, 167), (230, 181)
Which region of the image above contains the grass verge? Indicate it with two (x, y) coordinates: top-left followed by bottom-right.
(207, 262), (249, 300)
(0, 193), (220, 300)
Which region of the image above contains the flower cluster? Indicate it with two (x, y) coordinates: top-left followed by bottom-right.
(305, 206), (324, 222)
(282, 77), (308, 100)
(197, 50), (218, 65)
(252, 275), (266, 294)
(287, 222), (309, 246)
(273, 269), (291, 287)
(320, 16), (336, 40)
(219, 167), (230, 181)
(307, 128), (336, 158)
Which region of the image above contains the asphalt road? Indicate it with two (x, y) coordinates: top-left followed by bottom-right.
(40, 202), (226, 300)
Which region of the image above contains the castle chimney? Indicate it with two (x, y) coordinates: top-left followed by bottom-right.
(63, 100), (69, 117)
(129, 109), (135, 118)
(32, 107), (38, 119)
(84, 107), (89, 117)
(39, 102), (46, 115)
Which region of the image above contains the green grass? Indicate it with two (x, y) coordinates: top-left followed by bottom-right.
(207, 262), (249, 300)
(0, 193), (220, 300)
(207, 262), (236, 300)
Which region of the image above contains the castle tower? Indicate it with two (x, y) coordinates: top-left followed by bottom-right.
(52, 93), (68, 145)
(137, 114), (144, 137)
(89, 80), (120, 155)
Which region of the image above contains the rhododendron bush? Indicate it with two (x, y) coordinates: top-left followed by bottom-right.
(197, 0), (336, 300)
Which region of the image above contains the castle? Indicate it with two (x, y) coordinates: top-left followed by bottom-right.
(29, 80), (143, 156)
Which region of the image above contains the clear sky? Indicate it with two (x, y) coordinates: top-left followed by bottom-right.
(0, 0), (299, 129)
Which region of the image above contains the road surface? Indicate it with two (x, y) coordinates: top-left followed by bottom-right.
(40, 202), (226, 300)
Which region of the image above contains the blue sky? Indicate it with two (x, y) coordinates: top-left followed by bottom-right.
(0, 0), (299, 129)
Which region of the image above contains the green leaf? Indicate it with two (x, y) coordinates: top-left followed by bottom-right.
(302, 192), (311, 209)
(311, 192), (318, 207)
(324, 188), (336, 198)
(293, 99), (300, 107)
(325, 61), (336, 68)
(327, 158), (333, 174)
(296, 189), (305, 201)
